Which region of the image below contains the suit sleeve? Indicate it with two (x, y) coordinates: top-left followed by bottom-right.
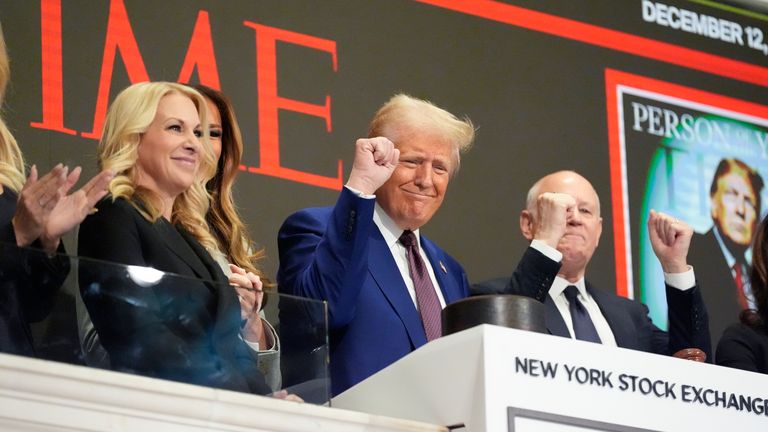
(665, 283), (712, 360)
(472, 246), (560, 302)
(277, 188), (375, 329)
(0, 192), (69, 324)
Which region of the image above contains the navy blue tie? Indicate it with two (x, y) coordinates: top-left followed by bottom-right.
(563, 286), (601, 343)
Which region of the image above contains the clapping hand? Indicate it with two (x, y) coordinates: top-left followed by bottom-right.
(12, 164), (112, 254)
(229, 264), (267, 345)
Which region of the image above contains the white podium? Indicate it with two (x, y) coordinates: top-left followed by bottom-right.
(0, 352), (445, 432)
(332, 325), (768, 431)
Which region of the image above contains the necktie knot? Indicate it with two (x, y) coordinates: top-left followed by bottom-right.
(563, 285), (580, 304)
(399, 230), (418, 249)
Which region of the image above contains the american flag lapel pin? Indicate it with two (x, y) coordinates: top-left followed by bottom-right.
(439, 261), (447, 274)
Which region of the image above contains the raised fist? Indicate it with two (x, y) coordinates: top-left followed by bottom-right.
(534, 192), (576, 248)
(346, 137), (400, 195)
(648, 209), (692, 273)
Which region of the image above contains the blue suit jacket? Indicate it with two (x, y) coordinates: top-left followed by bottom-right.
(472, 247), (712, 358)
(277, 188), (470, 395)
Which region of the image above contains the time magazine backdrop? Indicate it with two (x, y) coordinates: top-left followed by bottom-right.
(1, 0), (767, 345)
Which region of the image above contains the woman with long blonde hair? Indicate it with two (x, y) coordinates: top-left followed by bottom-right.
(77, 81), (270, 394)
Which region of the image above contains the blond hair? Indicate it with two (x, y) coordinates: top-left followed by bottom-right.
(98, 81), (218, 251)
(367, 94), (475, 175)
(0, 22), (26, 193)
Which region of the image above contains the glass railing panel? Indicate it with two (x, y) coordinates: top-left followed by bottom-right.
(0, 241), (329, 404)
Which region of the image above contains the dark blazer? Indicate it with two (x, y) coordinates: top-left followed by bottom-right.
(78, 197), (269, 394)
(473, 247), (712, 358)
(0, 190), (69, 356)
(688, 229), (746, 346)
(277, 188), (470, 395)
(716, 321), (768, 374)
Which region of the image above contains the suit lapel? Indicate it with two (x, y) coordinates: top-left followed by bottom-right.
(367, 227), (427, 348)
(588, 283), (636, 349)
(177, 226), (242, 348)
(421, 238), (460, 304)
(544, 294), (571, 338)
(153, 221), (211, 281)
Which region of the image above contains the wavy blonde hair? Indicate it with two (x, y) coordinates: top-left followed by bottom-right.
(0, 22), (25, 193)
(98, 81), (219, 251)
(193, 85), (268, 282)
(367, 94), (475, 176)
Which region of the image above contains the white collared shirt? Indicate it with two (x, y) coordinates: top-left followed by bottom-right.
(549, 276), (617, 346)
(372, 203), (447, 310)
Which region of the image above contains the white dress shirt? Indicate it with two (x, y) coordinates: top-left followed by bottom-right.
(372, 203), (447, 309)
(344, 185), (447, 310)
(529, 239), (696, 345)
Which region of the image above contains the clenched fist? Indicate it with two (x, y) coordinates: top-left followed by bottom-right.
(648, 210), (692, 273)
(534, 192), (577, 248)
(346, 137), (400, 195)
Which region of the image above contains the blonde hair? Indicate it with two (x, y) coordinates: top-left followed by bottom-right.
(367, 94), (475, 175)
(0, 22), (26, 193)
(193, 85), (269, 282)
(98, 81), (218, 251)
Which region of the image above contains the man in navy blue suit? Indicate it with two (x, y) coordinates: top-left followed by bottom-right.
(277, 94), (475, 396)
(473, 171), (712, 359)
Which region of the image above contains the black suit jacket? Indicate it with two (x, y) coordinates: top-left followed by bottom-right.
(688, 229), (746, 345)
(78, 197), (269, 394)
(0, 190), (69, 356)
(716, 322), (768, 374)
(473, 247), (712, 358)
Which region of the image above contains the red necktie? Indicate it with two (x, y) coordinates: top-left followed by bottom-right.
(399, 230), (442, 341)
(733, 263), (749, 310)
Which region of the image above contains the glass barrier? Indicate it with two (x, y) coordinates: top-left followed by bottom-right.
(0, 241), (330, 404)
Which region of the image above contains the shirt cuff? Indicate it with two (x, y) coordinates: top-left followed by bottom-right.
(530, 239), (563, 263)
(240, 318), (278, 353)
(664, 266), (695, 291)
(241, 335), (260, 352)
(344, 185), (375, 199)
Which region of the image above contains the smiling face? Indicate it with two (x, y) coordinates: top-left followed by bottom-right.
(530, 171), (603, 279)
(135, 92), (202, 202)
(375, 128), (455, 230)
